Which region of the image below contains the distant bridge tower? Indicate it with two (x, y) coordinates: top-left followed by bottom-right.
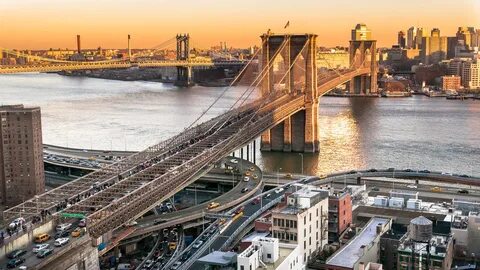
(260, 34), (320, 153)
(348, 23), (378, 94)
(174, 34), (194, 87)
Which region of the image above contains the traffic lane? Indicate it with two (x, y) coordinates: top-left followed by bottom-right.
(1, 231), (86, 269)
(206, 191), (282, 251)
(136, 158), (261, 227)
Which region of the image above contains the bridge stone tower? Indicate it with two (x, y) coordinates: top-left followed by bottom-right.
(348, 23), (378, 94)
(174, 34), (194, 87)
(260, 34), (320, 153)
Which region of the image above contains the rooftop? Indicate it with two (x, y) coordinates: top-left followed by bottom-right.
(399, 234), (451, 258)
(197, 251), (237, 266)
(326, 217), (390, 269)
(258, 244), (296, 270)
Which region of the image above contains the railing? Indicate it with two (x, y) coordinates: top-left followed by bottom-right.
(220, 196), (282, 250)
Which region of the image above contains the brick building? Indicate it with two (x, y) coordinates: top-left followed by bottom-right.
(0, 105), (44, 207)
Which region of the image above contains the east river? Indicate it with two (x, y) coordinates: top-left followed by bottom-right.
(1, 73), (479, 175)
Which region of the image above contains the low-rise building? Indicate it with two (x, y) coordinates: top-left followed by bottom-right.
(237, 237), (302, 270)
(324, 217), (392, 270)
(441, 75), (462, 90)
(328, 189), (352, 243)
(272, 186), (329, 264)
(397, 216), (454, 270)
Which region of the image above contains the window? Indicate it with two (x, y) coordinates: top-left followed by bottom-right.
(309, 213), (312, 221)
(304, 216), (306, 224)
(267, 253), (271, 259)
(240, 266), (244, 270)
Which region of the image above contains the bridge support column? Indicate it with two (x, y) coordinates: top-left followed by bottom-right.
(283, 116), (292, 152)
(304, 102), (319, 152)
(260, 33), (320, 153)
(174, 66), (194, 87)
(348, 38), (378, 95)
(174, 34), (194, 87)
(260, 131), (271, 151)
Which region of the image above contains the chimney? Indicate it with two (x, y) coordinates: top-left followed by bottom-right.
(76, 35), (81, 54)
(128, 34), (131, 59)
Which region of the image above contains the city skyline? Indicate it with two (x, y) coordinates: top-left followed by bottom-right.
(0, 0), (479, 50)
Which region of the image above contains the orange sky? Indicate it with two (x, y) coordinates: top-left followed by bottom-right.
(0, 0), (479, 50)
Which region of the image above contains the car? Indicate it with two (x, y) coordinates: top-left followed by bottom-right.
(54, 237), (70, 247)
(241, 187), (249, 193)
(144, 260), (154, 268)
(253, 174), (258, 179)
(207, 202), (220, 209)
(371, 187), (380, 191)
(386, 168), (395, 172)
(171, 262), (182, 270)
(420, 170), (430, 173)
(168, 242), (177, 250)
(431, 187), (442, 192)
(34, 233), (51, 243)
(274, 188), (284, 194)
(285, 173), (293, 179)
(368, 168), (378, 172)
(243, 177), (250, 182)
(265, 193), (271, 198)
(7, 258), (25, 268)
(407, 184), (417, 189)
(71, 228), (82, 237)
(56, 223), (72, 232)
(36, 248), (54, 258)
(7, 249), (27, 259)
(244, 171), (251, 176)
(460, 174), (470, 178)
(229, 159), (238, 164)
(78, 219), (86, 227)
(404, 169), (413, 172)
(33, 243), (50, 253)
(192, 240), (204, 249)
(251, 197), (261, 205)
(154, 219), (167, 225)
(201, 234), (209, 241)
(249, 166), (255, 172)
(55, 229), (70, 239)
(458, 189), (469, 194)
(9, 217), (25, 229)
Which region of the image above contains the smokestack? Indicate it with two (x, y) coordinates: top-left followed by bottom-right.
(128, 34), (131, 59)
(76, 35), (81, 54)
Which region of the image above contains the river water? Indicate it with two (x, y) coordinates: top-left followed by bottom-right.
(1, 73), (479, 176)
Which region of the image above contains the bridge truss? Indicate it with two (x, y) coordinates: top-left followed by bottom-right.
(3, 33), (377, 241)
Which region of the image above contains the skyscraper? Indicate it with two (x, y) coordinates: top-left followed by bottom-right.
(398, 31), (406, 48)
(0, 105), (45, 207)
(421, 28), (448, 65)
(407, 26), (417, 48)
(351, 23), (372, 41)
(456, 26), (476, 49)
(415, 27), (429, 50)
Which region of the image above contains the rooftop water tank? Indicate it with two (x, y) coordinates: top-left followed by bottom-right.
(409, 216), (433, 242)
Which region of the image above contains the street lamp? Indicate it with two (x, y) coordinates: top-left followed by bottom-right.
(298, 153), (304, 175)
(277, 167), (282, 186)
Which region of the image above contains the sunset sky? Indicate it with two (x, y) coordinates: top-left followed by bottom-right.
(0, 0), (479, 50)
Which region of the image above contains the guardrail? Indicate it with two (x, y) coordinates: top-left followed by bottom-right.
(165, 221), (220, 270)
(220, 196), (282, 251)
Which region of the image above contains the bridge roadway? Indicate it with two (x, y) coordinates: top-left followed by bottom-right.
(181, 171), (480, 269)
(99, 157), (263, 254)
(0, 59), (246, 74)
(2, 66), (380, 268)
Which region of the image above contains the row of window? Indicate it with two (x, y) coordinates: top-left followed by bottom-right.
(273, 218), (297, 228)
(273, 230), (298, 242)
